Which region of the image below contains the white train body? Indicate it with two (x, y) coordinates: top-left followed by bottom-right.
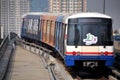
(64, 13), (114, 66)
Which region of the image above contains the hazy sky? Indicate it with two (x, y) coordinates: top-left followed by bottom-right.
(87, 0), (120, 29)
(30, 0), (48, 12)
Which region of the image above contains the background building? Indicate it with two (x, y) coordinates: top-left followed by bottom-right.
(49, 0), (87, 13)
(0, 0), (30, 38)
(15, 0), (30, 37)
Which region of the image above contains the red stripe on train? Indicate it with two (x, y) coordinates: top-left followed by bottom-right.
(66, 52), (113, 55)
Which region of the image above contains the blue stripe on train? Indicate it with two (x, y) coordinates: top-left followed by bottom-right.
(65, 55), (114, 66)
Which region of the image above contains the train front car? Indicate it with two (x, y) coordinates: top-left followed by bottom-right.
(65, 13), (114, 68)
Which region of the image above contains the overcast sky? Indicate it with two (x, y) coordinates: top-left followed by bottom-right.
(87, 0), (120, 30)
(30, 0), (48, 12)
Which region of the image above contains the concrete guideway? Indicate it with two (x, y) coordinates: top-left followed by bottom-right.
(10, 38), (118, 80)
(7, 45), (50, 80)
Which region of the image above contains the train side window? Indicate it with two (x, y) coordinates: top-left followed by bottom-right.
(61, 23), (66, 55)
(60, 23), (64, 54)
(46, 20), (51, 42)
(42, 20), (46, 41)
(50, 21), (54, 43)
(33, 19), (39, 35)
(45, 20), (48, 41)
(58, 22), (62, 50)
(49, 21), (52, 43)
(41, 20), (44, 33)
(27, 19), (33, 34)
(25, 19), (28, 32)
(40, 19), (44, 40)
(58, 22), (61, 50)
(37, 19), (40, 34)
(54, 22), (58, 47)
(38, 19), (40, 31)
(38, 19), (41, 40)
(23, 18), (27, 30)
(21, 18), (27, 34)
(56, 22), (60, 49)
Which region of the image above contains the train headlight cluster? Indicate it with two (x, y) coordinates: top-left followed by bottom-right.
(72, 51), (77, 55)
(101, 51), (108, 56)
(72, 51), (81, 56)
(104, 51), (108, 56)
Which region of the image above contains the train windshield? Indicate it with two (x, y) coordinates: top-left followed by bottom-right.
(67, 18), (113, 46)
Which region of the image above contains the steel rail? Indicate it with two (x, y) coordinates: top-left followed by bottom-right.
(17, 38), (60, 80)
(0, 36), (14, 80)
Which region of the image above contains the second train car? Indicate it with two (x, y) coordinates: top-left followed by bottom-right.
(21, 12), (114, 67)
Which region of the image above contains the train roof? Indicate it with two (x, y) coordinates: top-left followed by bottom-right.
(67, 12), (111, 19)
(64, 12), (112, 23)
(22, 12), (45, 18)
(23, 12), (111, 18)
(22, 12), (65, 17)
(22, 12), (112, 23)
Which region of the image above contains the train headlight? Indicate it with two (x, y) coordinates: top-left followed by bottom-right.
(72, 51), (81, 56)
(101, 51), (108, 56)
(104, 51), (108, 56)
(101, 51), (104, 56)
(72, 51), (77, 55)
(77, 51), (81, 55)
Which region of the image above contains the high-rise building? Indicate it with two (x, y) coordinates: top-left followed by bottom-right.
(49, 0), (87, 13)
(0, 0), (30, 38)
(15, 0), (30, 37)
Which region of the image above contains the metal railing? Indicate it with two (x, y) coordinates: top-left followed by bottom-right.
(0, 36), (9, 59)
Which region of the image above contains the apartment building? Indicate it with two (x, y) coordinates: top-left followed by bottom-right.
(0, 0), (30, 38)
(49, 0), (87, 13)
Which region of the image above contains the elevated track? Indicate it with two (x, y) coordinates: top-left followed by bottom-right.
(17, 38), (118, 80)
(1, 36), (120, 80)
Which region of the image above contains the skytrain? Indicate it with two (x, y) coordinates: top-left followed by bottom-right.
(21, 12), (114, 67)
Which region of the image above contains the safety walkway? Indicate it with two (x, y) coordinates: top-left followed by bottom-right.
(7, 45), (50, 80)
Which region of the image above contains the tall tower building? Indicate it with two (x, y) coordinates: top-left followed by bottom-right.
(0, 0), (30, 38)
(49, 0), (87, 13)
(15, 0), (30, 37)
